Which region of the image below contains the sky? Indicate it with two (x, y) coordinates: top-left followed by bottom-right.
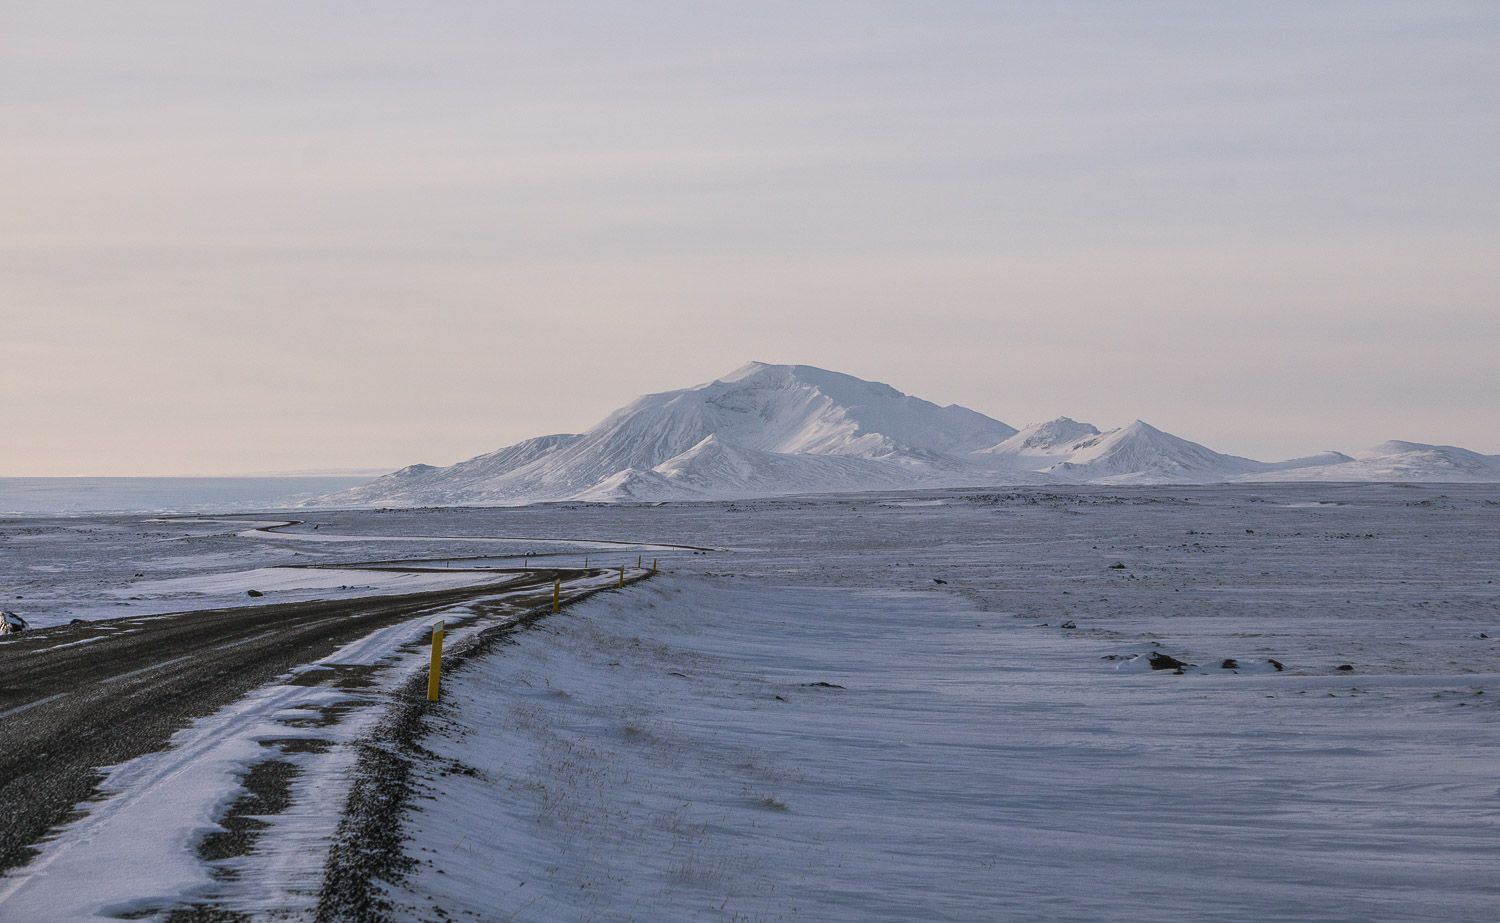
(2, 1), (1498, 476)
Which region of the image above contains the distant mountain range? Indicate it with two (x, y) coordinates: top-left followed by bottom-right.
(313, 362), (1500, 506)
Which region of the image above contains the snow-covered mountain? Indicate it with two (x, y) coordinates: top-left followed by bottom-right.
(1244, 441), (1500, 483)
(312, 363), (1500, 507)
(1043, 420), (1267, 483)
(318, 362), (1034, 506)
(975, 417), (1101, 464)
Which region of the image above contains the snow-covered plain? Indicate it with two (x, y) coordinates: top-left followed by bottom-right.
(312, 363), (1500, 507)
(3, 484), (1499, 920)
(0, 477), (378, 515)
(0, 516), (672, 629)
(362, 485), (1500, 921)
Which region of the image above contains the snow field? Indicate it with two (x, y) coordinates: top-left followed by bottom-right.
(0, 513), (675, 629)
(387, 575), (1500, 921)
(4, 485), (1498, 919)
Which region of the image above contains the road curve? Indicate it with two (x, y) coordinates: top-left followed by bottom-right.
(0, 569), (571, 876)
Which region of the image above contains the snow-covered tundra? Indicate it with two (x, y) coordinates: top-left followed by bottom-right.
(6, 485), (1493, 921)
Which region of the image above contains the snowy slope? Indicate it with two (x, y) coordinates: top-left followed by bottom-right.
(1243, 441), (1500, 483)
(975, 417), (1102, 464)
(326, 434), (581, 506)
(1043, 420), (1268, 484)
(648, 434), (973, 498)
(311, 363), (1500, 507)
(980, 420), (1359, 485)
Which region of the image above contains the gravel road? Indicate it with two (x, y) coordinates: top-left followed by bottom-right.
(0, 569), (568, 875)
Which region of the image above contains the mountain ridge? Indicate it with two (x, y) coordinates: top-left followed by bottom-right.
(311, 363), (1500, 507)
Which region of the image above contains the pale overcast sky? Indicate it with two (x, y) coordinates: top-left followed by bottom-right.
(3, 2), (1497, 475)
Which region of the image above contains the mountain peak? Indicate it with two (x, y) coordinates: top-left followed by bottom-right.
(719, 360), (779, 382)
(980, 417), (1102, 458)
(712, 362), (903, 401)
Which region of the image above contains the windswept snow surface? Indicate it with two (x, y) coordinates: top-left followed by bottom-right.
(310, 363), (1499, 508)
(3, 487), (1499, 919)
(372, 486), (1500, 922)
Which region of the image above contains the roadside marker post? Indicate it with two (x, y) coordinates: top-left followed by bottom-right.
(652, 558), (657, 575)
(427, 620), (445, 702)
(638, 554), (642, 568)
(553, 579), (560, 613)
(619, 566), (625, 588)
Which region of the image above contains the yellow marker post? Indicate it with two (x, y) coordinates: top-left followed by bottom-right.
(427, 620), (445, 702)
(652, 558), (657, 575)
(619, 566), (625, 588)
(584, 556), (589, 568)
(637, 554), (642, 568)
(553, 579), (560, 613)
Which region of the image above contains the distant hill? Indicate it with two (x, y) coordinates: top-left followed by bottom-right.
(310, 363), (1500, 506)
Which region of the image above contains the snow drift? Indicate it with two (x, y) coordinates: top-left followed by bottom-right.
(311, 363), (1500, 506)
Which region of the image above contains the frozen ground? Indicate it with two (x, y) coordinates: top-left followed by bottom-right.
(0, 476), (378, 515)
(365, 484), (1500, 921)
(0, 516), (677, 628)
(393, 579), (1498, 921)
(3, 483), (1499, 919)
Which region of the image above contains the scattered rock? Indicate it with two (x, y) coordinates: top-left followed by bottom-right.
(1221, 659), (1239, 670)
(1060, 620), (1077, 630)
(1336, 664), (1354, 672)
(775, 695), (786, 702)
(1480, 633), (1489, 639)
(932, 578), (947, 584)
(1267, 659), (1284, 672)
(803, 681), (845, 689)
(1109, 563), (1127, 569)
(70, 618), (89, 626)
(246, 589), (265, 598)
(1148, 652), (1189, 671)
(1245, 529), (1254, 534)
(0, 611), (27, 634)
